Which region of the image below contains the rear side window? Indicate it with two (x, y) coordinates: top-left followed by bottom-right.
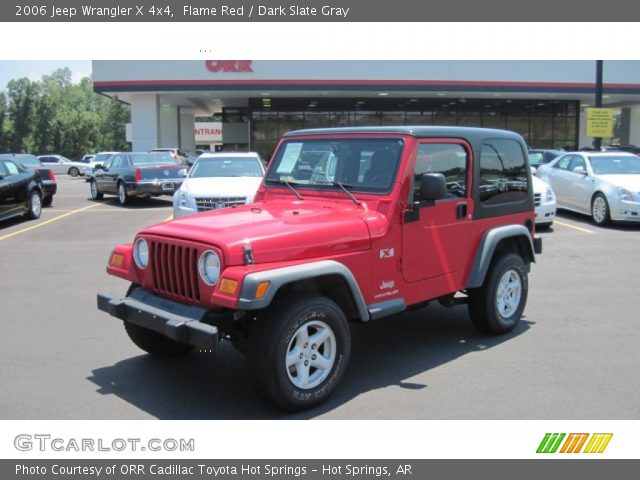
(479, 139), (528, 205)
(5, 161), (20, 175)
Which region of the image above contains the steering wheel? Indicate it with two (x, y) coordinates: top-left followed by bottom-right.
(371, 175), (392, 186)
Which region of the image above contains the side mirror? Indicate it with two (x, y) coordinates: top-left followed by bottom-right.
(573, 166), (587, 175)
(420, 173), (447, 202)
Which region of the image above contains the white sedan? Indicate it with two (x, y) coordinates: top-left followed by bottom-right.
(537, 152), (640, 225)
(532, 175), (556, 228)
(37, 154), (91, 177)
(173, 152), (265, 218)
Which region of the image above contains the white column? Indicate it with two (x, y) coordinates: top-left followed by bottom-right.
(158, 104), (179, 148)
(179, 112), (196, 151)
(130, 94), (159, 152)
(577, 107), (590, 149)
(628, 106), (640, 146)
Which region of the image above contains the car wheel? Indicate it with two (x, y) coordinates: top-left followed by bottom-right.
(42, 195), (53, 207)
(468, 253), (528, 335)
(124, 321), (194, 357)
(247, 295), (351, 411)
(68, 167), (79, 177)
(90, 179), (103, 200)
(591, 193), (610, 226)
(117, 181), (129, 206)
(24, 190), (42, 220)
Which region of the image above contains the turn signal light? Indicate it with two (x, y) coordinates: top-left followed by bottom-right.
(110, 253), (124, 267)
(219, 278), (238, 294)
(255, 281), (270, 300)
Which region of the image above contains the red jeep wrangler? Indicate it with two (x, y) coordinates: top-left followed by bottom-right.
(98, 126), (542, 411)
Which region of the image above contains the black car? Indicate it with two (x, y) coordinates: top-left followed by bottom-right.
(0, 153), (57, 206)
(0, 157), (44, 223)
(91, 152), (187, 206)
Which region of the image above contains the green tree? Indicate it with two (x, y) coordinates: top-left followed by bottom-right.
(5, 77), (39, 152)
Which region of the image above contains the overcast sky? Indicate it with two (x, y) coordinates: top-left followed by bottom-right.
(0, 60), (92, 90)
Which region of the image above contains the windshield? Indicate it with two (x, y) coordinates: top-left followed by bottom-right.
(130, 153), (176, 166)
(266, 138), (404, 193)
(93, 153), (113, 163)
(589, 155), (640, 175)
(190, 157), (263, 178)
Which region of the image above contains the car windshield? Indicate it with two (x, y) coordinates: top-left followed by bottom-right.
(130, 153), (176, 166)
(266, 138), (404, 193)
(589, 155), (640, 175)
(93, 153), (113, 163)
(190, 157), (263, 178)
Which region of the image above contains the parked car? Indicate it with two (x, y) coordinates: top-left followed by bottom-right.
(38, 154), (91, 177)
(528, 149), (564, 172)
(0, 153), (57, 206)
(90, 152), (188, 205)
(0, 156), (44, 222)
(173, 152), (265, 218)
(82, 151), (119, 181)
(150, 147), (187, 165)
(537, 151), (640, 225)
(602, 144), (640, 155)
(97, 126), (542, 411)
(532, 175), (556, 228)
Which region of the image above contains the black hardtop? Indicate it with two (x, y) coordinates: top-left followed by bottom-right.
(283, 126), (525, 143)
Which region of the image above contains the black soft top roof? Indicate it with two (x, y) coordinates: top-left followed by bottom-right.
(283, 126), (524, 143)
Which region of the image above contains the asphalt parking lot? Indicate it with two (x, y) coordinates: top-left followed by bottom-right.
(1, 176), (639, 420)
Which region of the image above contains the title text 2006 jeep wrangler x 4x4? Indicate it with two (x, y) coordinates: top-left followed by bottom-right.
(98, 126), (542, 411)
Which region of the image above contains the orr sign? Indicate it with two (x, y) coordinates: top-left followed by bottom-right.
(205, 60), (253, 73)
(586, 108), (614, 138)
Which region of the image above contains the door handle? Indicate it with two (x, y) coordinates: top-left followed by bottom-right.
(456, 203), (467, 219)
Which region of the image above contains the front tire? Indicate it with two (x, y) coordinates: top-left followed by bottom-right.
(25, 190), (42, 220)
(68, 167), (79, 177)
(591, 193), (610, 226)
(247, 295), (351, 411)
(468, 253), (528, 335)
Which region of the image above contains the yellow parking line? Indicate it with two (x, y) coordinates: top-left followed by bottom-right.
(0, 203), (102, 242)
(554, 220), (595, 234)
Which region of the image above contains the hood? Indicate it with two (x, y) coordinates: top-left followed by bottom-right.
(531, 175), (551, 194)
(142, 199), (378, 265)
(595, 174), (640, 191)
(180, 176), (263, 198)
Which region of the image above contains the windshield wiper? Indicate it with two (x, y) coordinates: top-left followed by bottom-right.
(332, 181), (361, 206)
(266, 178), (303, 200)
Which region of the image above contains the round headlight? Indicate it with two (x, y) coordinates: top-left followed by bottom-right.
(133, 238), (149, 269)
(198, 250), (221, 285)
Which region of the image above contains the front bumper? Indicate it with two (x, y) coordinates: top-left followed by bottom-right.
(97, 287), (218, 350)
(535, 201), (556, 225)
(611, 199), (640, 222)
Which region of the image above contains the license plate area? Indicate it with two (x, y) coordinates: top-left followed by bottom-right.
(162, 182), (175, 191)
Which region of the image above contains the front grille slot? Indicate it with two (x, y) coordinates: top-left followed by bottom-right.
(196, 196), (246, 212)
(150, 240), (200, 302)
(534, 193), (541, 207)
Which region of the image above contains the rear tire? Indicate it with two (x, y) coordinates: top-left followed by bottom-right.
(24, 190), (42, 220)
(90, 179), (103, 200)
(247, 295), (351, 411)
(117, 181), (129, 206)
(68, 167), (79, 177)
(468, 253), (528, 335)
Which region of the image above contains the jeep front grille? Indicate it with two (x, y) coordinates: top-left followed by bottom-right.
(534, 193), (541, 207)
(196, 196), (246, 212)
(150, 240), (200, 302)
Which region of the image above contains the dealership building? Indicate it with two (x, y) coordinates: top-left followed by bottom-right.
(92, 60), (640, 158)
